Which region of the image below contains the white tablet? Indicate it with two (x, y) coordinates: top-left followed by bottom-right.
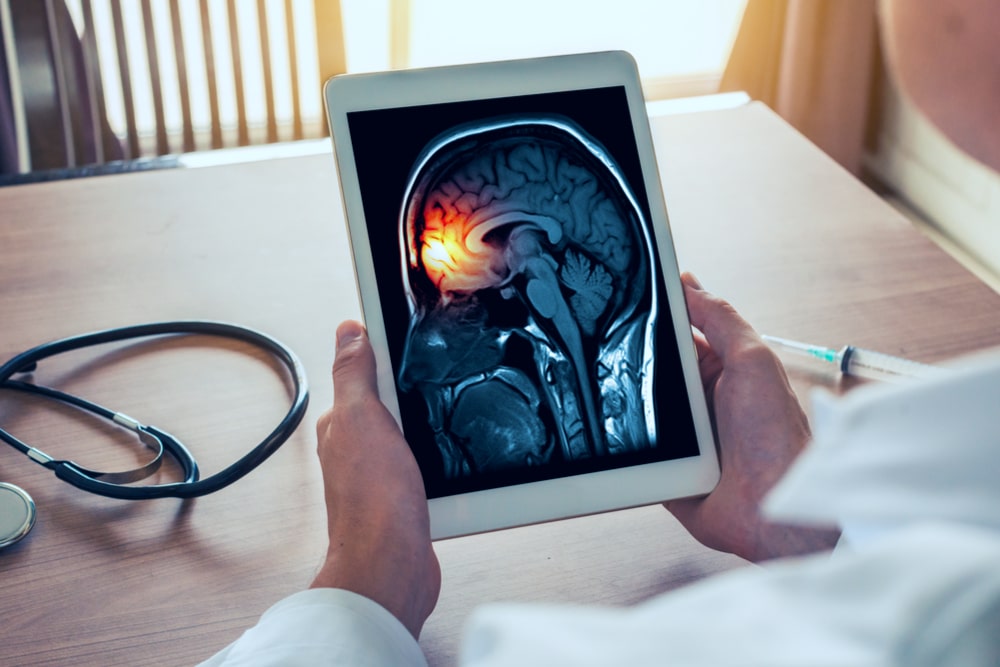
(324, 51), (718, 539)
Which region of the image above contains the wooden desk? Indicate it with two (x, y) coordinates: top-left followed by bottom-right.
(2, 103), (999, 666)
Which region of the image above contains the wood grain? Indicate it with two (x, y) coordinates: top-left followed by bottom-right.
(1, 103), (998, 666)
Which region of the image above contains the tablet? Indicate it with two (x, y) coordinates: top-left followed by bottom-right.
(323, 51), (718, 539)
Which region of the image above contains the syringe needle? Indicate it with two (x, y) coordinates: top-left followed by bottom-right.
(762, 335), (943, 382)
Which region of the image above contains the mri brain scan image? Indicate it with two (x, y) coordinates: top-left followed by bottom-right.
(397, 116), (658, 479)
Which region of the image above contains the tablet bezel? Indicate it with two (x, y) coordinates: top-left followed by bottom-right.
(324, 51), (718, 539)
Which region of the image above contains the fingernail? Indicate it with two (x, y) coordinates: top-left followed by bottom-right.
(336, 324), (363, 351)
(684, 272), (705, 290)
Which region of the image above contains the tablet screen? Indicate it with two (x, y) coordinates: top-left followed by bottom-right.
(345, 85), (701, 500)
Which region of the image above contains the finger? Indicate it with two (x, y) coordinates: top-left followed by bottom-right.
(332, 320), (379, 404)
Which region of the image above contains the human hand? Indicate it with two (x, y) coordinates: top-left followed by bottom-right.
(665, 274), (841, 562)
(311, 321), (441, 638)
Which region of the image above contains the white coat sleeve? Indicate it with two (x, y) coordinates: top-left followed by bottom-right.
(459, 523), (1000, 667)
(460, 354), (1000, 667)
(197, 588), (428, 667)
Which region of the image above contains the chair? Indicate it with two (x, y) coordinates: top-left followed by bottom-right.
(0, 0), (345, 179)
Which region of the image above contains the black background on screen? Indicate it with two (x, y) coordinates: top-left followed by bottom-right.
(346, 86), (699, 498)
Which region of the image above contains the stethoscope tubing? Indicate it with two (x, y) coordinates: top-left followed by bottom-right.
(0, 321), (309, 499)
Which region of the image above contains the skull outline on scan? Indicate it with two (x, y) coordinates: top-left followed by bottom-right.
(397, 115), (658, 479)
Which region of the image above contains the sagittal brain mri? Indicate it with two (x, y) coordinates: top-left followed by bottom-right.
(397, 116), (659, 479)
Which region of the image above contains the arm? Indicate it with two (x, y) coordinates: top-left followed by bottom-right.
(665, 273), (841, 562)
(198, 323), (439, 667)
(879, 0), (1000, 174)
(310, 321), (441, 636)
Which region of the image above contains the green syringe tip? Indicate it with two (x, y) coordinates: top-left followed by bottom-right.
(808, 347), (839, 364)
(761, 335), (841, 366)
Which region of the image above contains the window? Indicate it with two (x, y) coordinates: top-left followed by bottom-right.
(60, 0), (746, 156)
(345, 0), (747, 99)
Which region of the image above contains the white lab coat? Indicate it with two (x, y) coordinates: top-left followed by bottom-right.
(200, 353), (1000, 667)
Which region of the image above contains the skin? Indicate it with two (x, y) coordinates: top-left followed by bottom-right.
(311, 274), (839, 636)
(311, 321), (440, 638)
(664, 273), (841, 562)
(879, 0), (1000, 173)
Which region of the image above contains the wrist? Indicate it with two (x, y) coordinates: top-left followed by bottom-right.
(310, 541), (441, 639)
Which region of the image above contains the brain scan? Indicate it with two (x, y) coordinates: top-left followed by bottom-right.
(397, 116), (658, 479)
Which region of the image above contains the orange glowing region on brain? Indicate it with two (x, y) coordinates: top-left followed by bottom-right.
(418, 210), (506, 294)
(421, 230), (461, 286)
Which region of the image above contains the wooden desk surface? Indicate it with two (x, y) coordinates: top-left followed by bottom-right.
(2, 103), (999, 666)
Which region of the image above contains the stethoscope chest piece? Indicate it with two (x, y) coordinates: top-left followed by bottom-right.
(0, 482), (36, 549)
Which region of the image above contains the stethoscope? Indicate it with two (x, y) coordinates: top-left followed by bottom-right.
(0, 321), (309, 547)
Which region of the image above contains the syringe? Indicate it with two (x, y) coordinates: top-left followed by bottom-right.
(762, 335), (944, 383)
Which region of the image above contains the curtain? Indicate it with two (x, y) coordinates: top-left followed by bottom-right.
(720, 0), (879, 175)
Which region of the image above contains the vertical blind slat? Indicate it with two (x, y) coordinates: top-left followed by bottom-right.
(388, 0), (410, 71)
(314, 0), (346, 130)
(43, 0), (76, 166)
(9, 0), (341, 170)
(284, 0), (302, 140)
(198, 1), (223, 149)
(110, 1), (139, 158)
(2, 0), (33, 172)
(226, 0), (249, 146)
(257, 0), (278, 143)
(168, 0), (195, 152)
(140, 0), (169, 155)
(79, 0), (104, 164)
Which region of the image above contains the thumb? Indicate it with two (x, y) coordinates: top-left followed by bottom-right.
(332, 320), (379, 404)
(682, 273), (760, 363)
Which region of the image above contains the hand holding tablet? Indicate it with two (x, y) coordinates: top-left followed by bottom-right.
(323, 51), (719, 539)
